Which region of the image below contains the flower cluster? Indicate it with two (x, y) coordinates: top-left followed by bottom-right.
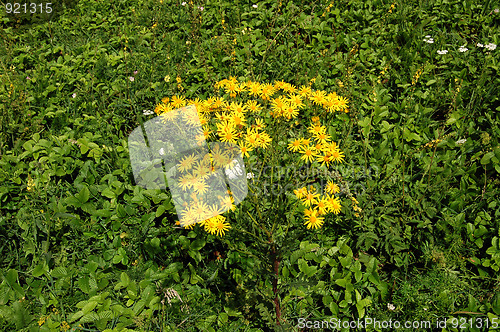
(423, 35), (434, 44)
(155, 78), (351, 235)
(288, 119), (344, 166)
(294, 180), (342, 229)
(477, 42), (497, 51)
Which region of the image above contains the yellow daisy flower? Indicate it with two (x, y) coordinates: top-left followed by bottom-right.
(299, 145), (318, 163)
(293, 186), (308, 199)
(288, 139), (302, 152)
(325, 195), (342, 214)
(170, 95), (186, 108)
(238, 141), (253, 158)
(325, 181), (340, 195)
(304, 211), (325, 229)
(301, 190), (320, 207)
(246, 100), (262, 113)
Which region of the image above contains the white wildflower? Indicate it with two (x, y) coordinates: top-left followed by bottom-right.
(159, 148), (166, 156)
(252, 4), (258, 8)
(485, 43), (497, 51)
(387, 303), (396, 311)
(458, 45), (468, 52)
(423, 36), (434, 44)
(246, 172), (254, 179)
(476, 43), (484, 47)
(437, 50), (448, 54)
(181, 1), (187, 5)
(143, 110), (154, 116)
(456, 138), (466, 145)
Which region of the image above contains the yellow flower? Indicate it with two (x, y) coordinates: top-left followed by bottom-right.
(177, 173), (198, 191)
(259, 83), (275, 100)
(337, 96), (349, 110)
(293, 186), (308, 199)
(246, 81), (262, 96)
(313, 131), (331, 144)
(253, 118), (265, 130)
(310, 90), (327, 105)
(282, 82), (297, 93)
(170, 95), (186, 108)
(325, 181), (340, 195)
(60, 321), (71, 332)
(230, 112), (246, 127)
(214, 218), (231, 236)
(299, 145), (318, 163)
(282, 104), (299, 119)
(330, 149), (345, 163)
(238, 141), (253, 158)
(316, 153), (333, 167)
(301, 190), (320, 207)
(315, 197), (329, 215)
(325, 195), (342, 214)
(218, 126), (238, 144)
(288, 139), (302, 152)
(27, 174), (35, 192)
(288, 94), (304, 109)
(177, 153), (199, 173)
(219, 195), (236, 211)
(192, 179), (209, 195)
(255, 131), (272, 149)
(245, 131), (259, 147)
(308, 123), (326, 136)
(210, 96), (226, 111)
(304, 211), (325, 229)
(246, 100), (262, 113)
(298, 85), (312, 97)
(38, 316), (46, 326)
(230, 101), (246, 114)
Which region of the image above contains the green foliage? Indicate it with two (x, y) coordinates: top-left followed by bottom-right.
(0, 0), (499, 330)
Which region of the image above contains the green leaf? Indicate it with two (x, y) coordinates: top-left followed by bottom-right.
(77, 186), (90, 203)
(32, 264), (46, 278)
(101, 187), (116, 199)
(481, 152), (495, 165)
(155, 205), (166, 217)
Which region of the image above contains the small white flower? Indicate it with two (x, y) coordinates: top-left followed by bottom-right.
(477, 43), (484, 47)
(437, 50), (448, 54)
(129, 76), (135, 82)
(387, 303), (396, 311)
(159, 148), (166, 156)
(181, 1), (186, 5)
(485, 43), (497, 51)
(143, 109), (154, 116)
(246, 172), (254, 179)
(456, 138), (467, 145)
(198, 6), (204, 10)
(458, 45), (468, 52)
(494, 8), (499, 13)
(252, 4), (258, 8)
(423, 36), (434, 44)
(72, 93), (77, 98)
